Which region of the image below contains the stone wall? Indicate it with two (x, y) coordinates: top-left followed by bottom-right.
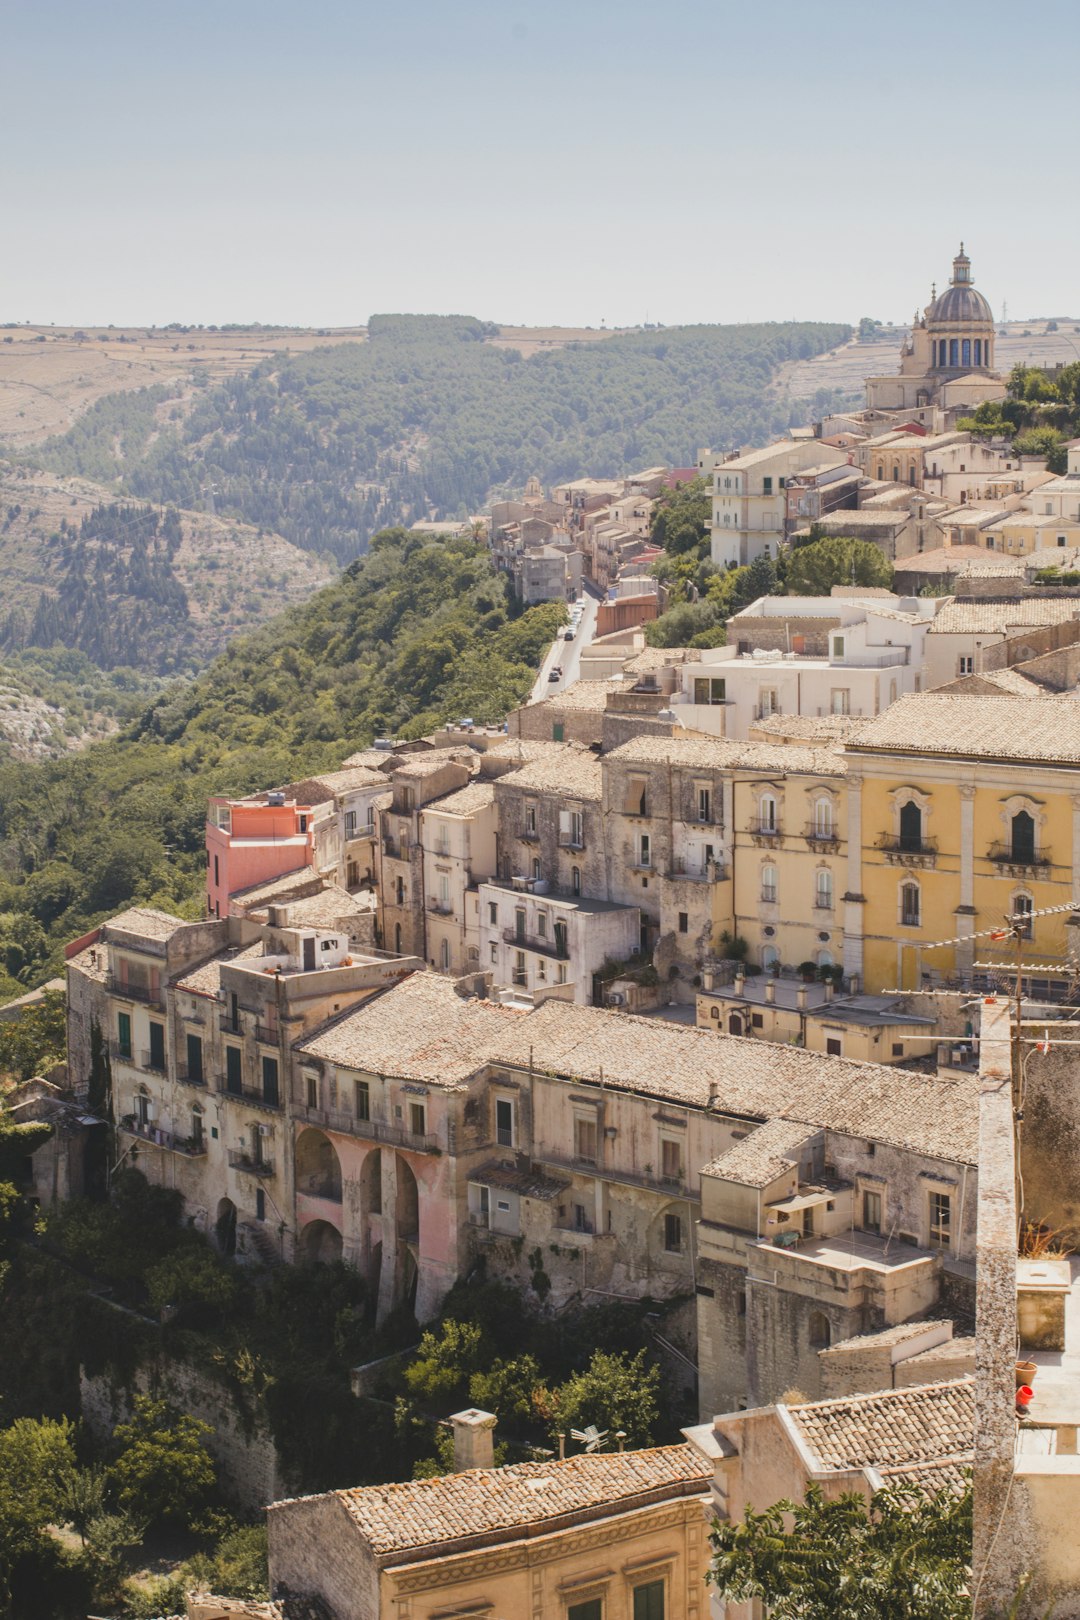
(81, 1358), (282, 1516)
(268, 1492), (379, 1620)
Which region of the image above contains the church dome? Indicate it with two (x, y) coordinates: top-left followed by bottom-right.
(927, 245), (993, 327)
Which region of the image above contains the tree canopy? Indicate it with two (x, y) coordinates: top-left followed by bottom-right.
(708, 1478), (972, 1620)
(785, 535), (894, 595)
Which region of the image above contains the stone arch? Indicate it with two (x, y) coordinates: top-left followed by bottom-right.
(395, 1154), (419, 1242)
(215, 1196), (237, 1258)
(361, 1147), (383, 1216)
(300, 1219), (343, 1265)
(809, 1309), (832, 1350)
(295, 1127), (342, 1201)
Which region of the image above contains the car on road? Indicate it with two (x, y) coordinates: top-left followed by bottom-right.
(564, 627), (575, 640)
(548, 666), (563, 681)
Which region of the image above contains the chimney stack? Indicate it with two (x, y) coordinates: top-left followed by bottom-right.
(765, 979), (776, 1004)
(450, 1408), (497, 1472)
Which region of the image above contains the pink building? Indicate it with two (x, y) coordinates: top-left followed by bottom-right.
(206, 794), (315, 918)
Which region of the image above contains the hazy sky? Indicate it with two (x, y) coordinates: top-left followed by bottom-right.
(5, 0), (1076, 330)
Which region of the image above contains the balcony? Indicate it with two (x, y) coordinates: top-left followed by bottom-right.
(876, 833), (938, 869)
(141, 1049), (167, 1073)
(537, 1149), (692, 1201)
(382, 839), (407, 860)
(228, 1148), (274, 1177)
(668, 857), (727, 883)
(803, 822), (840, 850)
(296, 1102), (441, 1154)
(119, 1118), (206, 1157)
(987, 842), (1051, 877)
(557, 835), (585, 850)
(176, 1065), (207, 1088)
(110, 1041), (136, 1065)
(222, 1083), (282, 1113)
(502, 926), (570, 960)
(253, 1024), (280, 1046)
(220, 1013), (245, 1035)
(748, 818), (782, 845)
(107, 975), (165, 1012)
(427, 897), (454, 915)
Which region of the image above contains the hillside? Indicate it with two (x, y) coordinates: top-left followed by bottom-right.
(26, 315), (852, 563)
(0, 529), (562, 1001)
(0, 468), (331, 675)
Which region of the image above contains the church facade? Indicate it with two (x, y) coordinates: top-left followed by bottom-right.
(865, 245), (1006, 414)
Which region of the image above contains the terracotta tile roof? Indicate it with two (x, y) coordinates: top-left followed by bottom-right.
(872, 1456), (971, 1496)
(229, 867), (322, 909)
(330, 1444), (710, 1556)
(259, 885), (373, 929)
(786, 1379), (973, 1477)
(310, 766), (394, 794)
(175, 941), (264, 998)
(704, 1118), (810, 1188)
(340, 748), (399, 772)
(823, 1321), (955, 1355)
(496, 745), (603, 801)
(295, 971), (523, 1086)
(847, 692), (1080, 764)
(892, 545), (1020, 576)
(423, 781), (496, 817)
(394, 749), (476, 779)
(468, 1160), (568, 1199)
(524, 678), (625, 713)
(929, 599), (1080, 634)
(101, 908), (189, 943)
(604, 734), (846, 777)
(749, 714), (864, 742)
(496, 1000), (978, 1165)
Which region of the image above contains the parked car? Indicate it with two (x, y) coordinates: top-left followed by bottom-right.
(564, 627), (575, 641)
(548, 666), (563, 681)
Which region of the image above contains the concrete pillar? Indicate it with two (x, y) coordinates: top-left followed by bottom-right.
(843, 775), (865, 984)
(956, 785), (977, 981)
(375, 1150), (400, 1322)
(451, 1409), (497, 1472)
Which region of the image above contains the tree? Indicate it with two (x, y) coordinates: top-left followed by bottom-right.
(548, 1349), (660, 1449)
(108, 1396), (215, 1528)
(785, 536), (893, 596)
(469, 1354), (544, 1424)
(0, 991), (66, 1082)
(0, 1416), (77, 1611)
(708, 1478), (971, 1620)
(403, 1320), (484, 1404)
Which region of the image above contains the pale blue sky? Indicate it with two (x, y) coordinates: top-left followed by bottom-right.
(4, 0), (1076, 329)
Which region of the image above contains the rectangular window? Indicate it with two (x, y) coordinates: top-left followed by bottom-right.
(664, 1214), (682, 1253)
(625, 777), (649, 816)
(568, 1600), (603, 1620)
(186, 1033), (204, 1084)
(148, 1021), (166, 1071)
(256, 1188), (266, 1222)
(930, 1191), (952, 1248)
(830, 688), (850, 715)
(863, 1190), (882, 1233)
(117, 1011), (132, 1061)
(762, 476), (773, 495)
(571, 809), (583, 847)
(213, 854), (220, 886)
(262, 1055), (279, 1106)
(826, 1037), (842, 1057)
(226, 1046), (242, 1096)
(409, 1101), (427, 1137)
(553, 722), (564, 742)
(306, 1073), (317, 1109)
(678, 911), (688, 934)
(344, 809), (357, 837)
(488, 902), (498, 925)
(638, 833), (651, 868)
(525, 804), (537, 835)
(958, 655), (974, 676)
(693, 677), (726, 705)
(355, 1080), (370, 1121)
(574, 1116), (598, 1164)
(496, 1097), (514, 1147)
(697, 786), (711, 822)
(661, 1138), (683, 1187)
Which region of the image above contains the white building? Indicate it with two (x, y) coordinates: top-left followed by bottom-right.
(704, 440), (850, 567)
(670, 597), (935, 739)
(477, 878), (640, 1008)
(419, 781), (497, 976)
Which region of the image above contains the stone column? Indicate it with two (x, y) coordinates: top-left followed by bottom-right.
(955, 785), (977, 981)
(842, 775), (865, 985)
(375, 1149), (400, 1323)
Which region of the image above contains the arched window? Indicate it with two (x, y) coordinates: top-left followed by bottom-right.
(762, 945), (780, 972)
(571, 865), (581, 896)
(1011, 810), (1036, 864)
(899, 800), (923, 853)
(949, 338), (959, 367)
(809, 1310), (831, 1350)
(815, 869), (833, 911)
(900, 881), (920, 928)
(962, 338), (971, 368)
(136, 1086), (151, 1126)
(816, 949), (833, 969)
(877, 463), (884, 480)
(974, 338), (982, 366)
(813, 798), (833, 838)
(761, 864), (778, 904)
(892, 464), (900, 482)
(759, 793), (777, 833)
(532, 857), (542, 881)
(1013, 892), (1034, 940)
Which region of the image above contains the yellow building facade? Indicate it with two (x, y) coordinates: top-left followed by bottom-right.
(843, 694), (1080, 994)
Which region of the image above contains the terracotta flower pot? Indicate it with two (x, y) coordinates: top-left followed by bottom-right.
(1016, 1360), (1037, 1389)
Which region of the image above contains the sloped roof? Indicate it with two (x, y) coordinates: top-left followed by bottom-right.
(846, 692), (1080, 764)
(786, 1378), (973, 1477)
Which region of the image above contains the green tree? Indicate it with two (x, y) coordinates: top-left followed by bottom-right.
(708, 1478), (971, 1620)
(109, 1396), (215, 1528)
(469, 1354), (544, 1425)
(0, 1416), (77, 1612)
(1013, 426), (1067, 474)
(785, 536), (893, 596)
(549, 1349), (660, 1449)
(403, 1320), (485, 1404)
(0, 991), (66, 1082)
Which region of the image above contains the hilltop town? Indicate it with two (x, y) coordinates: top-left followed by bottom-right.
(6, 247), (1080, 1618)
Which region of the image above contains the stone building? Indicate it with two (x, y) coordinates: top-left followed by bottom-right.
(374, 750), (474, 957)
(865, 244), (1005, 415)
(266, 1434), (712, 1620)
(419, 779), (497, 976)
(686, 1379), (973, 1620)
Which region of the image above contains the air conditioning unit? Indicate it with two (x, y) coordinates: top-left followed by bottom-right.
(257, 1123), (271, 1137)
(606, 992), (626, 1007)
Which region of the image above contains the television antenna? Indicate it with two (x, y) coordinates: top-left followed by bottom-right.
(570, 1425), (608, 1453)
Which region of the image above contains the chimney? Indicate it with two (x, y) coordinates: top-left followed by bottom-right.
(796, 984), (808, 1011)
(450, 1408), (497, 1472)
(824, 980), (834, 1002)
(733, 969), (746, 996)
(765, 979), (776, 1004)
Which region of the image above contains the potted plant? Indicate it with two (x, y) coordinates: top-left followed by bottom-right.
(798, 961), (817, 982)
